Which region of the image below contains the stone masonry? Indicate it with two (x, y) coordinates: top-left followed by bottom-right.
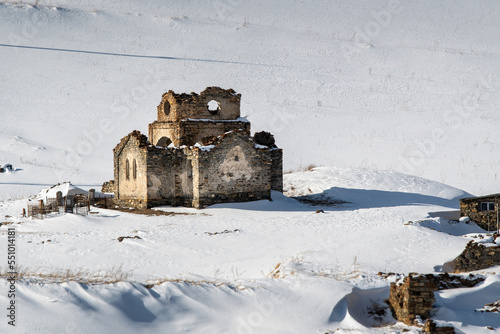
(388, 273), (484, 327)
(453, 240), (500, 272)
(149, 87), (250, 147)
(109, 87), (283, 209)
(389, 274), (437, 325)
(460, 194), (500, 231)
(101, 180), (115, 193)
(423, 320), (456, 334)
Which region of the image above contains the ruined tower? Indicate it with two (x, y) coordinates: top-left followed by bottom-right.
(149, 87), (251, 147)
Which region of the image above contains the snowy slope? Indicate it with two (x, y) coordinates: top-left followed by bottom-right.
(1, 167), (498, 333)
(0, 0), (499, 196)
(1, 1), (500, 333)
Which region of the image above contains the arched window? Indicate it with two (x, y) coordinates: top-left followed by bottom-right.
(125, 159), (130, 180)
(156, 137), (172, 147)
(163, 100), (170, 116)
(133, 159), (137, 179)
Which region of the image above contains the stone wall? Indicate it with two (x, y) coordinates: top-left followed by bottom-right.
(388, 273), (484, 326)
(460, 195), (500, 231)
(112, 130), (281, 209)
(113, 131), (149, 209)
(423, 320), (456, 333)
(149, 119), (250, 147)
(270, 149), (283, 192)
(157, 87), (241, 122)
(196, 132), (272, 208)
(389, 274), (437, 325)
(145, 146), (195, 208)
(101, 180), (115, 193)
(453, 240), (500, 272)
(148, 123), (176, 147)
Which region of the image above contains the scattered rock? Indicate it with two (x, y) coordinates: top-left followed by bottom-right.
(118, 236), (142, 242)
(378, 272), (398, 279)
(0, 164), (14, 173)
(476, 300), (500, 313)
(205, 229), (240, 236)
(293, 194), (347, 206)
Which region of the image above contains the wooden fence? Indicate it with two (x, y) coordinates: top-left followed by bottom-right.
(93, 196), (112, 209)
(26, 193), (113, 219)
(27, 197), (90, 219)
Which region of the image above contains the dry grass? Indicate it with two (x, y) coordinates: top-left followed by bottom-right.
(112, 207), (195, 216)
(0, 1), (39, 6)
(0, 265), (131, 284)
(142, 276), (248, 291)
(265, 254), (302, 279)
(0, 266), (250, 290)
(266, 262), (286, 279)
(302, 164), (316, 172)
(284, 164), (317, 174)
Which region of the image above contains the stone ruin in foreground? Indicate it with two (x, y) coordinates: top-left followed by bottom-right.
(103, 87), (283, 209)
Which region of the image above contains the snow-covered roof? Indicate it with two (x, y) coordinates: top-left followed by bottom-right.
(460, 193), (500, 201)
(183, 117), (249, 123)
(193, 143), (216, 151)
(36, 182), (88, 200)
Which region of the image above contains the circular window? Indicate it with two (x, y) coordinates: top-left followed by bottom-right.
(207, 100), (220, 115)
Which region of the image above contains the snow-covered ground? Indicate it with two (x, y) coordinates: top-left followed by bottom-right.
(1, 0), (500, 332)
(1, 167), (499, 333)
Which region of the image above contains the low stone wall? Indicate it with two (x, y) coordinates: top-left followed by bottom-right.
(389, 274), (436, 325)
(388, 273), (484, 326)
(197, 191), (270, 209)
(453, 240), (500, 272)
(101, 180), (115, 193)
(114, 197), (147, 209)
(423, 320), (455, 333)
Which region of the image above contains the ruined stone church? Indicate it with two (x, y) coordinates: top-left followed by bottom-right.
(107, 87), (283, 209)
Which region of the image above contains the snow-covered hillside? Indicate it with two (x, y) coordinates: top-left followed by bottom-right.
(1, 167), (499, 333)
(1, 1), (500, 333)
(0, 0), (499, 196)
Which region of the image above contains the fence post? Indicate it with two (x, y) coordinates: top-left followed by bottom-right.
(39, 199), (45, 219)
(56, 191), (63, 207)
(89, 189), (95, 205)
(496, 201), (499, 234)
